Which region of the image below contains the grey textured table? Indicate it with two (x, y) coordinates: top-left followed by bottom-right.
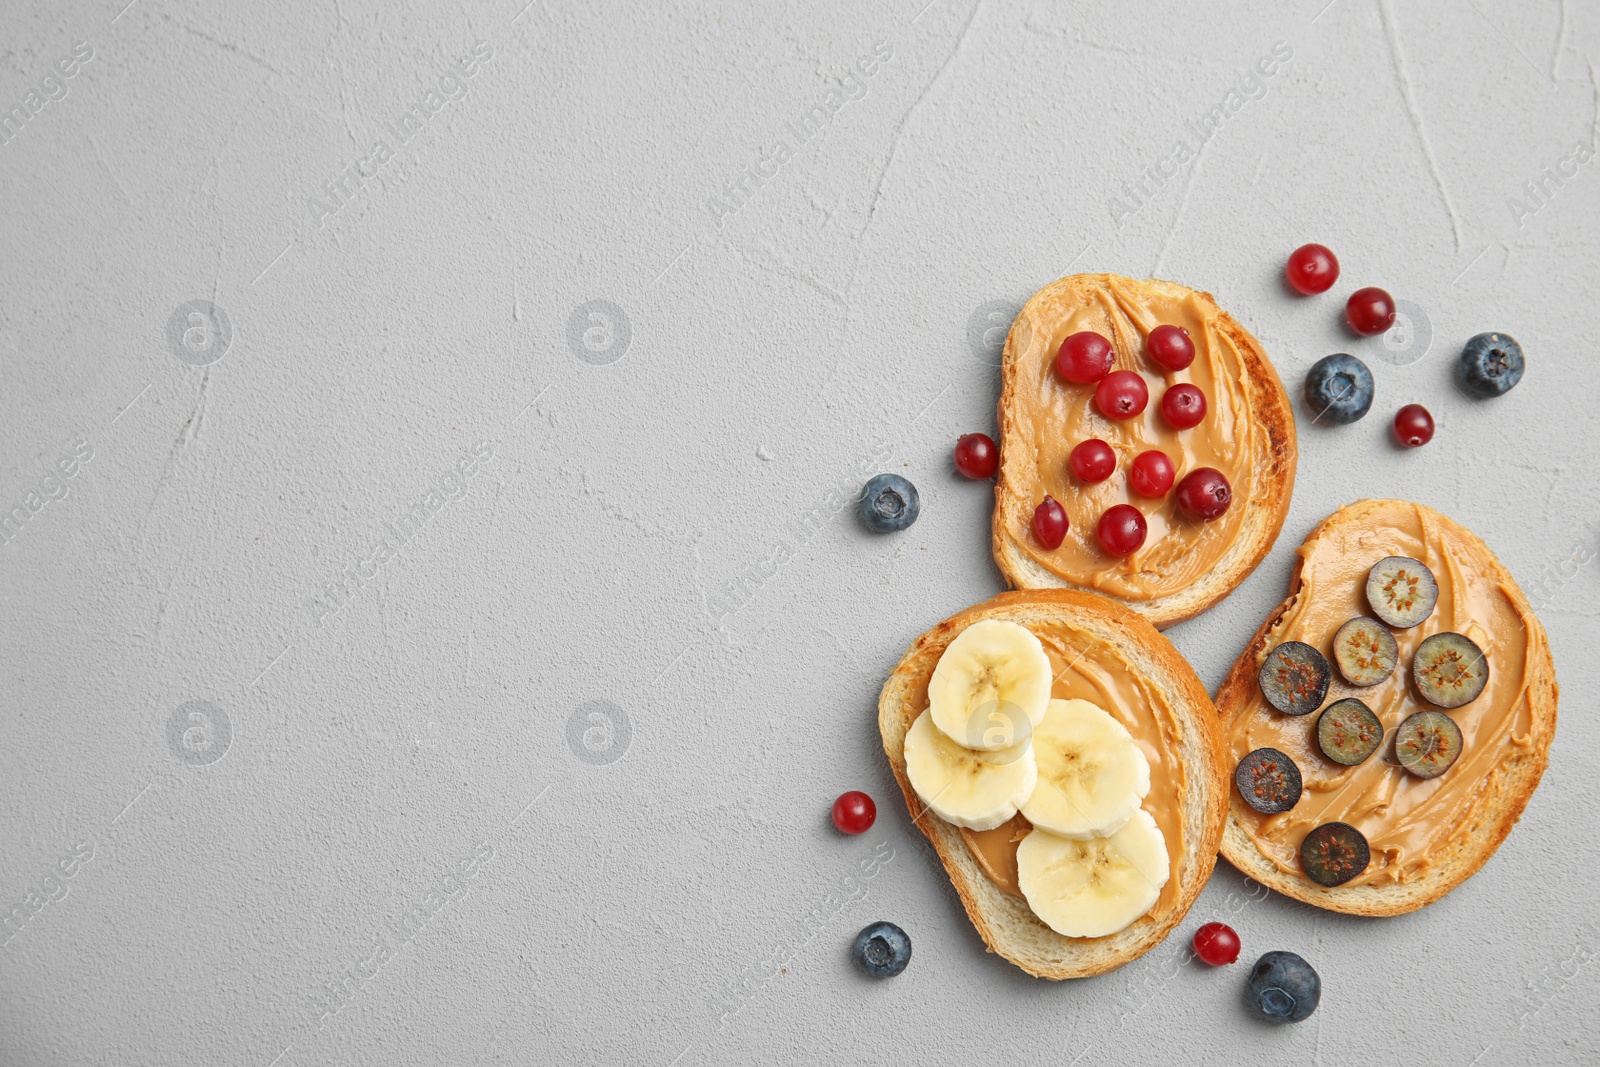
(2, 1), (1596, 1064)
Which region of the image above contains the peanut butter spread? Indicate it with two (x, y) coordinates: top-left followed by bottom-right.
(1006, 276), (1264, 599)
(953, 626), (1188, 923)
(1227, 500), (1543, 887)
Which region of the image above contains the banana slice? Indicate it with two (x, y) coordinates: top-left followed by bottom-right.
(928, 620), (1052, 751)
(1020, 698), (1150, 840)
(903, 709), (1037, 831)
(1016, 809), (1170, 939)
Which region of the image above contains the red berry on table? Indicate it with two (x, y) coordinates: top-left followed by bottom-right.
(1193, 922), (1241, 965)
(954, 433), (998, 478)
(1346, 287), (1396, 335)
(1393, 404), (1435, 448)
(1094, 371), (1149, 420)
(1147, 324), (1196, 371)
(1129, 450), (1176, 497)
(1069, 439), (1117, 483)
(1159, 384), (1207, 430)
(1057, 331), (1115, 384)
(1033, 496), (1069, 549)
(1175, 468), (1232, 520)
(1097, 504), (1147, 556)
(832, 791), (876, 834)
(1286, 244), (1339, 295)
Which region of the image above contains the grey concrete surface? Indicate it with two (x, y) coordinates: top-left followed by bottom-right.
(2, 0), (1597, 1064)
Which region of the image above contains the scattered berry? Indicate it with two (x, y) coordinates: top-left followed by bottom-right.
(1159, 383), (1207, 430)
(1193, 922), (1241, 965)
(1304, 353), (1374, 424)
(1033, 496), (1069, 549)
(1285, 243), (1339, 295)
(954, 433), (999, 478)
(1069, 439), (1118, 483)
(1097, 504), (1147, 556)
(1345, 287), (1396, 335)
(858, 474), (919, 533)
(1057, 331), (1115, 384)
(1094, 370), (1149, 420)
(1457, 332), (1524, 398)
(1146, 325), (1196, 371)
(1129, 450), (1175, 498)
(853, 921), (912, 977)
(1175, 467), (1232, 521)
(1392, 405), (1434, 448)
(831, 791), (876, 834)
(1246, 951), (1321, 1023)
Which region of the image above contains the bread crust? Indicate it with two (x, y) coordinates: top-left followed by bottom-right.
(992, 274), (1297, 628)
(877, 589), (1226, 978)
(1215, 500), (1559, 916)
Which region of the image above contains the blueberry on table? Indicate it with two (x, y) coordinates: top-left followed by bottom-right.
(858, 474), (919, 533)
(1304, 353), (1374, 424)
(1246, 951), (1321, 1023)
(853, 921), (912, 977)
(1457, 332), (1524, 398)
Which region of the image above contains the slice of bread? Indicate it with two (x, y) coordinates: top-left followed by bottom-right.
(1215, 500), (1558, 916)
(877, 589), (1226, 978)
(992, 274), (1297, 628)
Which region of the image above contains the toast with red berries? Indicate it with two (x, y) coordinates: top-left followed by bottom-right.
(991, 274), (1296, 628)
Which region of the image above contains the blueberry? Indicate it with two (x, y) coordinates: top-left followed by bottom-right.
(853, 921), (912, 977)
(1457, 332), (1524, 398)
(1245, 951), (1321, 1023)
(1304, 354), (1374, 425)
(859, 474), (920, 533)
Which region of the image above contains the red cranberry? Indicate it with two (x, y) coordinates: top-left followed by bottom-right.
(1193, 922), (1241, 965)
(832, 791), (876, 834)
(1093, 371), (1149, 420)
(1286, 244), (1339, 295)
(954, 433), (998, 478)
(1175, 468), (1232, 521)
(1057, 331), (1114, 384)
(1393, 404), (1434, 448)
(1146, 325), (1196, 371)
(1069, 439), (1117, 483)
(1129, 450), (1176, 497)
(1097, 505), (1147, 556)
(1159, 384), (1207, 430)
(1346, 287), (1396, 335)
(1033, 496), (1068, 549)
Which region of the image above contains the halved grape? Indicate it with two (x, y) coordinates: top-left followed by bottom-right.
(1235, 748), (1303, 814)
(1366, 556), (1438, 628)
(1316, 699), (1383, 766)
(1412, 632), (1489, 708)
(1258, 642), (1331, 716)
(1331, 617), (1398, 686)
(1300, 822), (1370, 887)
(1395, 710), (1464, 779)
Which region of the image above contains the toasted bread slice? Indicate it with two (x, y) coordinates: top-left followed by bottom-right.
(1216, 500), (1558, 916)
(992, 274), (1296, 628)
(878, 589), (1226, 978)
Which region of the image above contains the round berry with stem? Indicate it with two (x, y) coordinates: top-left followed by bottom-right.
(1094, 370), (1149, 420)
(1160, 384), (1207, 430)
(1346, 287), (1396, 335)
(1057, 331), (1114, 384)
(1069, 439), (1117, 483)
(1129, 450), (1175, 498)
(1147, 324), (1195, 371)
(1392, 405), (1434, 448)
(1286, 244), (1339, 295)
(1033, 496), (1068, 549)
(1097, 504), (1147, 557)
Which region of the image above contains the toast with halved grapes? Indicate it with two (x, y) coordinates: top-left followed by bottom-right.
(1214, 499), (1557, 916)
